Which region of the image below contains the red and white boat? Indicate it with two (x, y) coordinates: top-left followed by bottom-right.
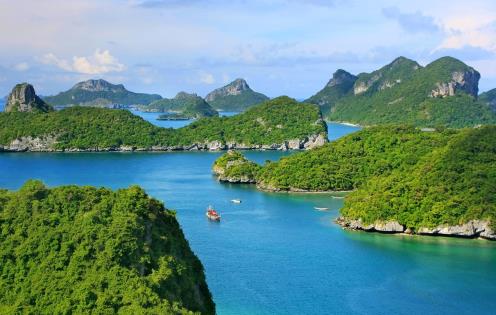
(206, 205), (221, 221)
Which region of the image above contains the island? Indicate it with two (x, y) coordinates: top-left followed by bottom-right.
(306, 56), (496, 127)
(0, 180), (215, 314)
(0, 88), (328, 152)
(212, 125), (496, 240)
(156, 113), (192, 121)
(140, 92), (218, 119)
(43, 79), (162, 107)
(205, 78), (269, 111)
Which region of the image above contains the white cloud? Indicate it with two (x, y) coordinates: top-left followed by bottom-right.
(13, 62), (30, 71)
(434, 16), (496, 53)
(199, 72), (215, 84)
(40, 49), (126, 74)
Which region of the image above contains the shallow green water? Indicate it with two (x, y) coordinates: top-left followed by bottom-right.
(0, 123), (494, 315)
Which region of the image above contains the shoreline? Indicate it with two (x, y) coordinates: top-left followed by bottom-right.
(335, 217), (496, 241)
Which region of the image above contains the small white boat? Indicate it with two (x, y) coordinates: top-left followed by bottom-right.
(231, 199), (242, 204)
(314, 207), (329, 211)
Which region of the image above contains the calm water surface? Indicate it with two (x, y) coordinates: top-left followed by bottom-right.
(0, 123), (494, 315)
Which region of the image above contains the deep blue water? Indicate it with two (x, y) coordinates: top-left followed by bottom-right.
(0, 124), (495, 315)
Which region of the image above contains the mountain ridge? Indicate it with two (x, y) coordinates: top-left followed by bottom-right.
(43, 79), (162, 106)
(205, 78), (269, 111)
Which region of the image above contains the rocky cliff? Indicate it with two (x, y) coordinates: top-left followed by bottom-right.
(73, 79), (127, 92)
(336, 217), (495, 240)
(5, 83), (53, 113)
(353, 56), (420, 95)
(430, 69), (480, 98)
(0, 133), (327, 152)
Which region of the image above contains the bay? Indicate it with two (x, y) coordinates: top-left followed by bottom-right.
(0, 123), (494, 315)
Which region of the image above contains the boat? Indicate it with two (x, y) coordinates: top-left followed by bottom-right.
(314, 207), (329, 211)
(206, 205), (221, 221)
(231, 199), (241, 203)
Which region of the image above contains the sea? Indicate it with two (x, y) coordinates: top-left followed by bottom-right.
(0, 112), (494, 314)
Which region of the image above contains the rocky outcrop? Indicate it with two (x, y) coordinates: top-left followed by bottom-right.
(354, 74), (381, 95)
(205, 78), (250, 101)
(5, 83), (53, 113)
(418, 220), (495, 240)
(0, 136), (58, 152)
(326, 70), (357, 89)
(353, 56), (420, 95)
(430, 69), (480, 98)
(0, 134), (327, 152)
(336, 217), (495, 240)
(335, 217), (405, 233)
(73, 79), (126, 92)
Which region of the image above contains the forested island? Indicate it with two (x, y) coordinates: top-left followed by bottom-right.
(0, 180), (215, 314)
(306, 56), (496, 127)
(0, 88), (327, 152)
(140, 92), (218, 119)
(213, 126), (496, 239)
(43, 79), (162, 106)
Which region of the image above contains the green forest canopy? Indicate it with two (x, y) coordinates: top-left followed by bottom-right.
(0, 96), (326, 150)
(0, 181), (215, 314)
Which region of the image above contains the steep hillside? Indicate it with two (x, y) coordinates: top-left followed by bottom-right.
(308, 56), (496, 127)
(0, 180), (215, 314)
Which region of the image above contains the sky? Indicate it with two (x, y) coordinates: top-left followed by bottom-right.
(1, 0), (496, 99)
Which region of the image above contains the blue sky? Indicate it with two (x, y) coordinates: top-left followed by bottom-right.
(1, 0), (496, 98)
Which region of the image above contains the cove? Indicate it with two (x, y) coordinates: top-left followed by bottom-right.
(0, 123), (494, 315)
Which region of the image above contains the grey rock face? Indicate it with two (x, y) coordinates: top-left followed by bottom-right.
(354, 74), (381, 95)
(72, 79), (126, 93)
(326, 70), (357, 88)
(418, 220), (495, 239)
(336, 217), (404, 233)
(5, 83), (53, 113)
(1, 133), (327, 152)
(205, 78), (250, 101)
(0, 136), (57, 152)
(430, 70), (480, 98)
(336, 217), (495, 240)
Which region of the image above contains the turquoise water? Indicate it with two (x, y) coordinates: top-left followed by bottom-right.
(0, 124), (495, 314)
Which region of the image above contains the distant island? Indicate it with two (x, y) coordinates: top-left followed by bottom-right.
(0, 180), (215, 314)
(43, 79), (162, 106)
(156, 113), (191, 120)
(213, 126), (496, 240)
(0, 86), (327, 152)
(306, 56), (496, 127)
(140, 92), (218, 119)
(205, 78), (269, 111)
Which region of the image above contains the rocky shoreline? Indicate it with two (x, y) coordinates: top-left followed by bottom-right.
(0, 133), (327, 153)
(335, 217), (496, 240)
